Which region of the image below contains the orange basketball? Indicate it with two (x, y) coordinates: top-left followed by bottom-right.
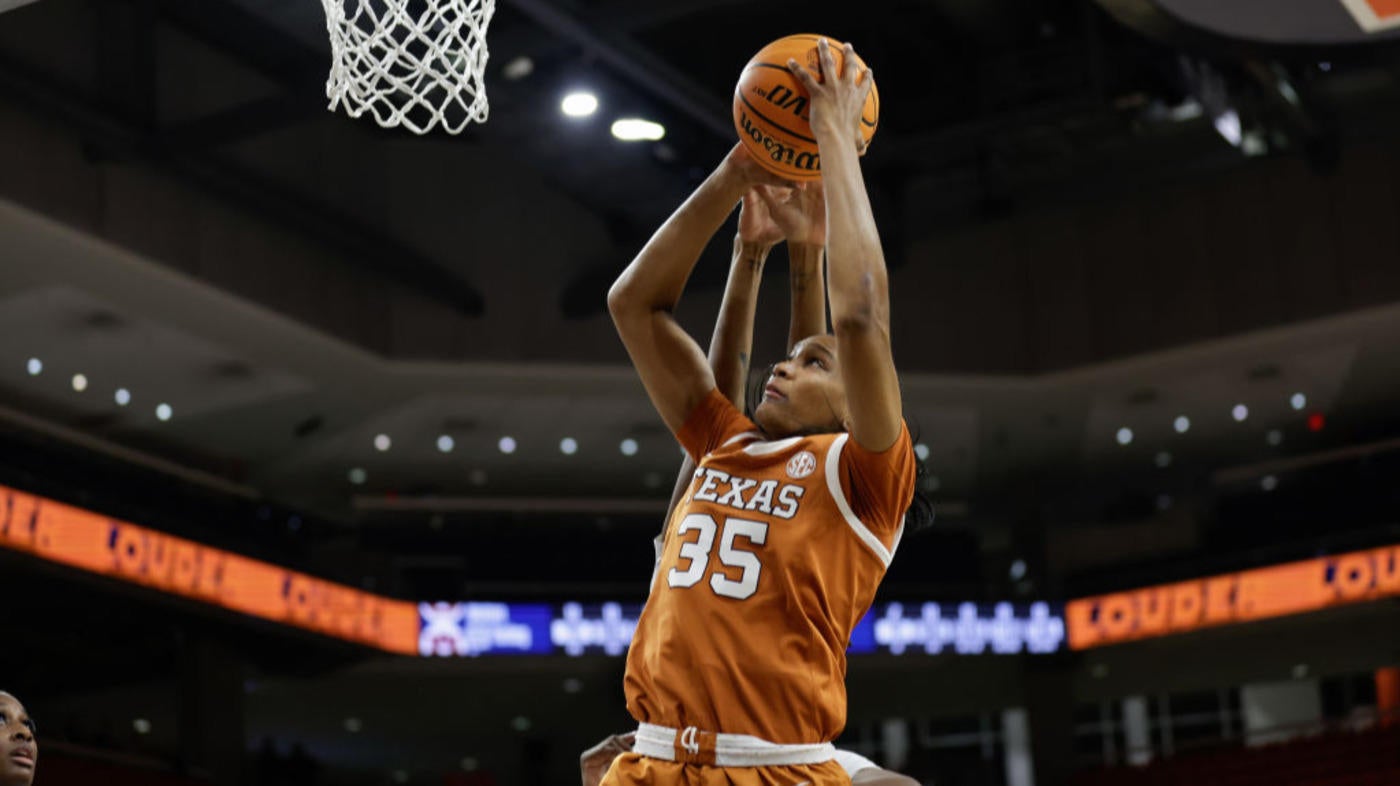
(732, 34), (879, 181)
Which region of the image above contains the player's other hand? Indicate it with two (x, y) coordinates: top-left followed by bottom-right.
(754, 181), (825, 247)
(739, 188), (784, 247)
(721, 143), (799, 190)
(580, 732), (635, 786)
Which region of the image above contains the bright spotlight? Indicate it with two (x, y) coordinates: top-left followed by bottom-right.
(1232, 404), (1249, 422)
(1290, 392), (1307, 411)
(560, 437), (578, 455)
(25, 358), (42, 376)
(611, 118), (665, 141)
(1115, 427), (1133, 446)
(561, 91), (598, 117)
(914, 443), (930, 460)
(498, 436), (517, 454)
(619, 438), (639, 456)
(374, 434), (392, 452)
(155, 403), (173, 421)
(71, 373), (88, 392)
(114, 387), (131, 406)
(1173, 415), (1190, 434)
(437, 434), (455, 453)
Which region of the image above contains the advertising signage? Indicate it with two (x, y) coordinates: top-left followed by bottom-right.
(1067, 543), (1400, 649)
(0, 483), (419, 653)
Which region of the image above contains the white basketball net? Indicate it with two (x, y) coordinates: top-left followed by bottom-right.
(321, 0), (495, 135)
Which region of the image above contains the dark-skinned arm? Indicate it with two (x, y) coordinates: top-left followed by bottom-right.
(788, 39), (902, 452)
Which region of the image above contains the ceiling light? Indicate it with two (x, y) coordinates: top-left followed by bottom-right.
(374, 433), (392, 452)
(643, 472), (662, 488)
(1290, 392), (1307, 411)
(502, 56), (533, 80)
(71, 373), (88, 392)
(1213, 109), (1242, 147)
(498, 436), (517, 454)
(511, 716), (532, 732)
(392, 772), (408, 785)
(1155, 451), (1172, 468)
(1266, 429), (1283, 446)
(25, 357), (41, 376)
(1008, 559), (1027, 581)
(924, 475), (941, 492)
(1156, 494), (1173, 511)
(436, 434), (455, 453)
(562, 677), (583, 694)
(1115, 427), (1133, 446)
(348, 467), (367, 485)
(132, 718), (151, 735)
(114, 387), (131, 406)
(619, 438), (639, 456)
(1261, 474), (1278, 491)
(611, 118), (665, 141)
(460, 757), (479, 772)
(914, 443), (930, 460)
(1173, 415), (1190, 434)
(343, 717), (363, 733)
(561, 91), (598, 117)
(155, 403), (173, 421)
(1231, 404), (1249, 422)
(469, 469), (488, 486)
(560, 437), (578, 455)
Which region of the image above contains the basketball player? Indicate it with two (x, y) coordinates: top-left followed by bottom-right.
(585, 158), (917, 786)
(0, 692), (37, 786)
(604, 38), (931, 786)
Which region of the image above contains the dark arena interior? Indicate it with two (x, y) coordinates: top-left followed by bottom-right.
(2, 0), (1400, 784)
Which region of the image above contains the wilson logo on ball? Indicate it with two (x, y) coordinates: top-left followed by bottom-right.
(737, 108), (821, 173)
(757, 84), (808, 119)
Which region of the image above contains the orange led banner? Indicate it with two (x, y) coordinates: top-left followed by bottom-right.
(0, 483), (418, 654)
(1067, 543), (1400, 649)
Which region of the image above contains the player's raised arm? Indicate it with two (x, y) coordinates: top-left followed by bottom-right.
(607, 145), (790, 434)
(755, 183), (828, 349)
(788, 39), (902, 452)
(662, 190), (778, 515)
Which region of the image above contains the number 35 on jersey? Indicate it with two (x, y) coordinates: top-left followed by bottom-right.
(667, 514), (769, 601)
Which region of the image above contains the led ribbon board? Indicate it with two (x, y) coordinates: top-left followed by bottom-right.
(0, 484), (419, 653)
(0, 483), (1068, 657)
(419, 600), (1067, 657)
(1067, 543), (1400, 649)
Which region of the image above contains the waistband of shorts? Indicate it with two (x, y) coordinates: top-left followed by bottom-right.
(633, 722), (836, 767)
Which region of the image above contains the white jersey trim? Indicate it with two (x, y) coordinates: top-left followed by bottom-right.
(742, 435), (804, 456)
(634, 723), (836, 767)
(721, 431), (763, 449)
(825, 433), (897, 568)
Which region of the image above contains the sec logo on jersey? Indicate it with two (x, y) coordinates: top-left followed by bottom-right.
(786, 450), (817, 479)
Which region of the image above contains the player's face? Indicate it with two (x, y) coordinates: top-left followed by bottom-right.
(754, 335), (849, 437)
(0, 693), (37, 786)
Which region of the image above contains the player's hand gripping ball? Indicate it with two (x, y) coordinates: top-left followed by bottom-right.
(732, 34), (879, 181)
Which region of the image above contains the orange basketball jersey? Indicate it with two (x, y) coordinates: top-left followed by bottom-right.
(624, 388), (916, 744)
